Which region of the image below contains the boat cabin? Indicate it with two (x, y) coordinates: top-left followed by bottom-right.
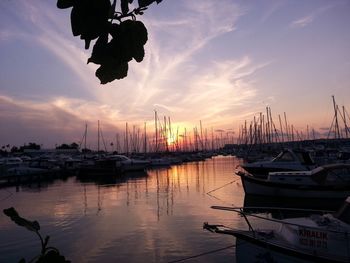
(272, 149), (315, 165)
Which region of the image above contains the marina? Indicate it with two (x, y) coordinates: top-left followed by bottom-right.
(1, 155), (243, 262)
(1, 150), (350, 262)
(1, 1), (350, 262)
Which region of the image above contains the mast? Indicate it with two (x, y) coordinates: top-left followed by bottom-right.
(200, 120), (203, 151)
(144, 122), (147, 154)
(125, 122), (129, 155)
(154, 110), (158, 153)
(332, 95), (341, 139)
(84, 123), (87, 151)
(343, 106), (349, 138)
(98, 120), (100, 152)
(164, 116), (168, 152)
(278, 114), (284, 143)
(284, 112), (289, 142)
(266, 107), (270, 143)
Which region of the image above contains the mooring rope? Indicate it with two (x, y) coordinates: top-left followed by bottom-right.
(206, 178), (239, 195)
(167, 244), (236, 263)
(206, 178), (240, 205)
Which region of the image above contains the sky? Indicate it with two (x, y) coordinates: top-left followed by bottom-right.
(0, 0), (349, 148)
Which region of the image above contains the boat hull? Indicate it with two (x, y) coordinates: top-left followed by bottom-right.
(240, 174), (350, 198)
(235, 231), (346, 263)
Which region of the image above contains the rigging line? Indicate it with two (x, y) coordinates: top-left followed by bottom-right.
(206, 178), (239, 195)
(206, 178), (240, 206)
(167, 244), (236, 263)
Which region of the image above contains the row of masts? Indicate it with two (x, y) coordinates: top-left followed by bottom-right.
(79, 111), (234, 154)
(79, 96), (349, 153)
(237, 96), (350, 147)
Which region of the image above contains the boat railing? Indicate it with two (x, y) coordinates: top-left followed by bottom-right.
(210, 206), (348, 235)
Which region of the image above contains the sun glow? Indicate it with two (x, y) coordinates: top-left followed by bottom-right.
(167, 135), (176, 146)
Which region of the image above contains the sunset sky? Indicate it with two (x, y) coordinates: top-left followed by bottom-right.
(0, 0), (349, 148)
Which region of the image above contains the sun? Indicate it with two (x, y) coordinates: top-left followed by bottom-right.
(167, 135), (176, 145)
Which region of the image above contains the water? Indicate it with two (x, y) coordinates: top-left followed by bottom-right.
(0, 156), (246, 263)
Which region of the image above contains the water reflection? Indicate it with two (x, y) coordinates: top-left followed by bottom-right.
(0, 156), (244, 263)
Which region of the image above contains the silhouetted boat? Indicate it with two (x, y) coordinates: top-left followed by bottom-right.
(111, 155), (150, 172)
(237, 163), (350, 198)
(204, 196), (350, 262)
(241, 149), (317, 178)
(78, 158), (118, 177)
(0, 157), (49, 178)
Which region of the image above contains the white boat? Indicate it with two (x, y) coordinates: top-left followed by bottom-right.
(0, 157), (48, 177)
(241, 149), (317, 178)
(108, 155), (150, 173)
(237, 163), (350, 198)
(204, 197), (350, 263)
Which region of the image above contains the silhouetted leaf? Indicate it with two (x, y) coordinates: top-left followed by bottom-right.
(88, 33), (109, 65)
(37, 250), (71, 263)
(96, 62), (128, 84)
(57, 0), (74, 9)
(133, 46), (145, 62)
(70, 0), (111, 49)
(109, 0), (117, 19)
(70, 4), (84, 36)
(58, 0), (161, 83)
(132, 20), (148, 45)
(3, 207), (40, 232)
(138, 0), (162, 8)
(121, 0), (129, 15)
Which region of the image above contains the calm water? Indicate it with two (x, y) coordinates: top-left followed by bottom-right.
(0, 156), (247, 263)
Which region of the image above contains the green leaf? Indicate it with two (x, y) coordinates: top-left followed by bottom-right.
(3, 207), (40, 232)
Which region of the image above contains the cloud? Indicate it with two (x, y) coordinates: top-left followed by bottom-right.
(0, 95), (122, 148)
(290, 4), (334, 29)
(290, 15), (314, 28)
(0, 0), (269, 146)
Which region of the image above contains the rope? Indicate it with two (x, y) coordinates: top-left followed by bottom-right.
(206, 178), (239, 195)
(167, 244), (236, 263)
(206, 178), (240, 205)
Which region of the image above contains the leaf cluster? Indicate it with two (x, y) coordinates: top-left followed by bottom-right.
(57, 0), (162, 84)
(3, 207), (70, 263)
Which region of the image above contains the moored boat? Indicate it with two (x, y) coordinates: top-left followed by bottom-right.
(241, 149), (317, 178)
(237, 163), (350, 198)
(204, 196), (350, 262)
(110, 155), (150, 173)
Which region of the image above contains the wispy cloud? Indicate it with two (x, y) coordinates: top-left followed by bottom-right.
(0, 0), (270, 146)
(290, 15), (314, 28)
(290, 4), (334, 29)
(0, 95), (122, 147)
